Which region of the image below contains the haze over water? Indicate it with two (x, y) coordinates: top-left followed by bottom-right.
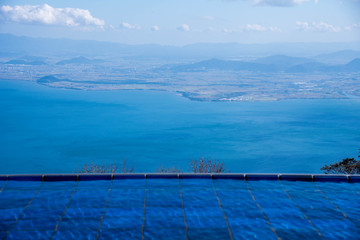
(1, 79), (359, 174)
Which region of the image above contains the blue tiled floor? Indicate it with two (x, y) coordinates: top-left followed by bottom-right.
(0, 179), (359, 239)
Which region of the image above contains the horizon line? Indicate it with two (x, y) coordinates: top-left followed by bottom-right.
(1, 32), (360, 48)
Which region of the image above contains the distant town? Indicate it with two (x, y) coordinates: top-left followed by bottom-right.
(1, 34), (360, 102)
(1, 55), (360, 102)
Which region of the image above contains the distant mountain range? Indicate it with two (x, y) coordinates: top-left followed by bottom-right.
(1, 33), (360, 59)
(3, 50), (359, 74)
(160, 55), (360, 73)
(1, 33), (360, 73)
(56, 56), (105, 65)
(314, 50), (360, 65)
(254, 55), (314, 68)
(4, 59), (46, 65)
(37, 75), (69, 84)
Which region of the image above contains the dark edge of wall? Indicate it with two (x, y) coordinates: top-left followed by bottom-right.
(79, 174), (113, 181)
(349, 175), (360, 183)
(44, 174), (78, 182)
(246, 174), (279, 181)
(1, 173), (359, 183)
(113, 174), (146, 179)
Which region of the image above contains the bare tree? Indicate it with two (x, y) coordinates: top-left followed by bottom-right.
(156, 164), (183, 173)
(76, 160), (134, 173)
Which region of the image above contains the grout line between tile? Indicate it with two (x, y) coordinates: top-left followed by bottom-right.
(0, 179), (8, 193)
(212, 179), (234, 240)
(49, 181), (79, 239)
(315, 182), (360, 231)
(3, 182), (43, 240)
(178, 178), (189, 240)
(280, 181), (324, 239)
(245, 181), (282, 240)
(141, 177), (147, 240)
(96, 180), (113, 239)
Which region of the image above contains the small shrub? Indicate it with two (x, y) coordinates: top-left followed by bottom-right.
(76, 160), (134, 173)
(321, 158), (360, 174)
(189, 157), (228, 173)
(156, 165), (183, 173)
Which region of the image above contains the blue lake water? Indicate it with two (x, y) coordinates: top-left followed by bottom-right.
(0, 79), (359, 174)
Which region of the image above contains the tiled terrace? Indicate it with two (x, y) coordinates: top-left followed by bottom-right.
(0, 174), (359, 240)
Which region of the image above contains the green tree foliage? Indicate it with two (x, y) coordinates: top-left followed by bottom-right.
(321, 150), (360, 174)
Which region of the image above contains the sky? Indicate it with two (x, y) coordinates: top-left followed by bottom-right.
(0, 0), (359, 45)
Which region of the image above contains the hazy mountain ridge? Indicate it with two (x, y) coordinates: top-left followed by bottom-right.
(254, 55), (314, 68)
(161, 56), (360, 73)
(5, 59), (47, 65)
(164, 59), (277, 72)
(56, 56), (105, 65)
(314, 50), (360, 65)
(1, 33), (360, 59)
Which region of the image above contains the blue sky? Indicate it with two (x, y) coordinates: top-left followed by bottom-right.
(0, 0), (359, 45)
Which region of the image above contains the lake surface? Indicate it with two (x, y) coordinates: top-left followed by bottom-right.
(0, 79), (359, 174)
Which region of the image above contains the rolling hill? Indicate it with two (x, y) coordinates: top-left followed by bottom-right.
(162, 56), (360, 73)
(56, 56), (105, 65)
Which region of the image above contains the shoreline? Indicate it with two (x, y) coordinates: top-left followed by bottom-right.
(1, 78), (359, 102)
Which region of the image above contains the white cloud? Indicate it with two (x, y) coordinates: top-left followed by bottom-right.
(120, 22), (141, 30)
(177, 24), (190, 31)
(203, 16), (215, 20)
(206, 27), (216, 32)
(351, 23), (360, 29)
(222, 28), (234, 33)
(269, 26), (281, 32)
(296, 21), (341, 32)
(344, 23), (360, 31)
(243, 24), (267, 31)
(151, 25), (160, 31)
(0, 4), (104, 28)
(240, 24), (280, 32)
(222, 24), (280, 33)
(250, 0), (317, 7)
